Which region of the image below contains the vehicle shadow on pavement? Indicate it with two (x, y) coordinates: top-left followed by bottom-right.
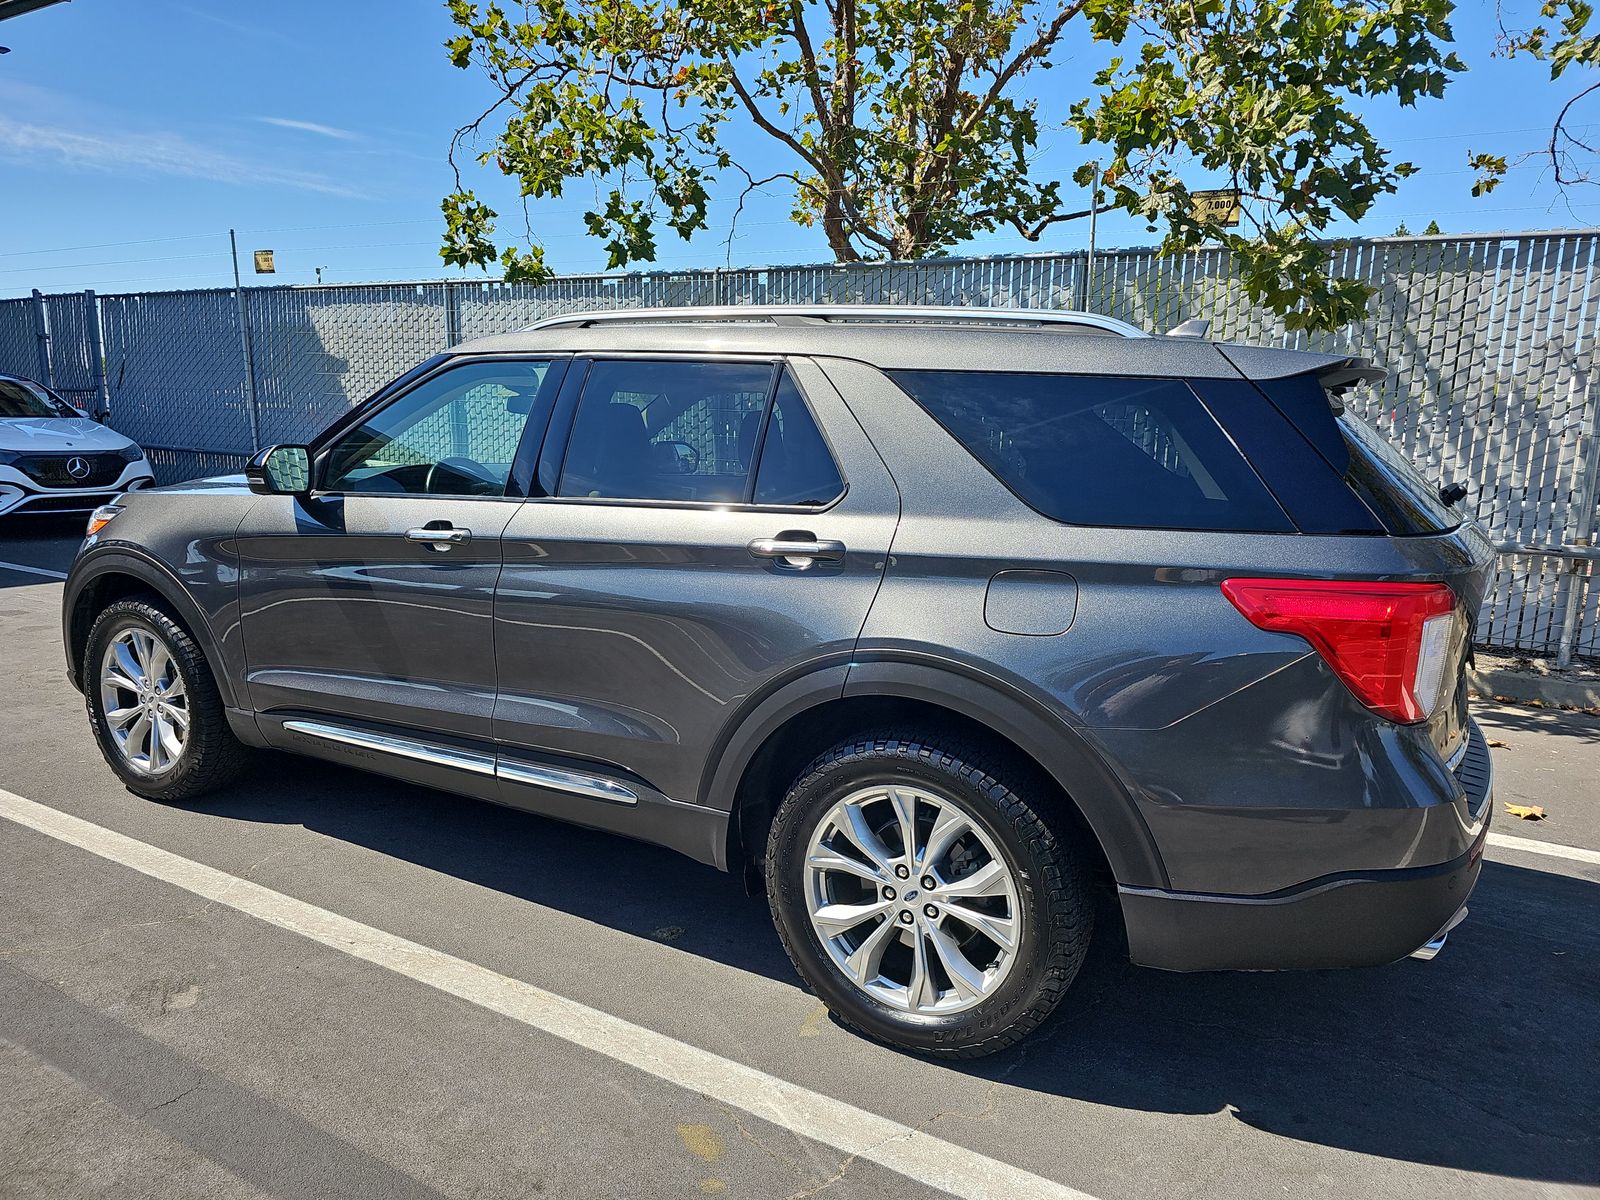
(195, 758), (798, 979)
(979, 859), (1600, 1186)
(1477, 703), (1600, 744)
(196, 761), (1599, 1186)
(0, 515), (83, 589)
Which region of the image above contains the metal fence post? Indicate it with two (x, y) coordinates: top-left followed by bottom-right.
(1077, 163), (1100, 312)
(29, 288), (51, 385)
(229, 230), (263, 451)
(1555, 373), (1600, 668)
(443, 281), (462, 347)
(83, 289), (110, 421)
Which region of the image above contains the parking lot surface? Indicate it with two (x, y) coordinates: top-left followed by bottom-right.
(2, 515), (1597, 1200)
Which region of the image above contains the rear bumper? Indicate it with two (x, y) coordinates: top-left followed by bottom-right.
(1122, 720), (1493, 972)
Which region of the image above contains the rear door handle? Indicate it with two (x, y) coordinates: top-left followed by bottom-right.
(406, 525), (471, 550)
(748, 535), (846, 569)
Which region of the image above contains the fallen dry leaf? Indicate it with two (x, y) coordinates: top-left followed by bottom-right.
(1504, 803), (1545, 820)
(1488, 739), (1508, 748)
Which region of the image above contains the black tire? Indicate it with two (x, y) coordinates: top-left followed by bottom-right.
(83, 598), (250, 803)
(766, 731), (1092, 1058)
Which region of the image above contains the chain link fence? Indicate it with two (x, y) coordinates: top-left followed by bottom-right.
(2, 233), (1597, 660)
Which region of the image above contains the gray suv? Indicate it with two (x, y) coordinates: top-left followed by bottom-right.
(62, 306), (1495, 1058)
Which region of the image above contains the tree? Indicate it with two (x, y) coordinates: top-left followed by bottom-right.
(441, 0), (1462, 329)
(1472, 2), (1599, 195)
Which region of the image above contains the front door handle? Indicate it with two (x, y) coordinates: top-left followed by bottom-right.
(748, 534), (846, 569)
(406, 525), (471, 551)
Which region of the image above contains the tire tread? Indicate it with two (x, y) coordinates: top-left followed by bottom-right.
(765, 728), (1092, 1059)
(84, 597), (250, 803)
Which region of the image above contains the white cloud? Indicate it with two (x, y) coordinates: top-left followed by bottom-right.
(169, 4), (304, 48)
(0, 117), (363, 199)
(258, 117), (360, 142)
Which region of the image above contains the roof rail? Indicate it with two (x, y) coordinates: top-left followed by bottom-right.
(520, 304), (1149, 338)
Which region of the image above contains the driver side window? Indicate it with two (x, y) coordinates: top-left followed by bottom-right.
(323, 360), (553, 496)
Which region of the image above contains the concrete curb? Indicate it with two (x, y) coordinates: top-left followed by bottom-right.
(1469, 667), (1600, 712)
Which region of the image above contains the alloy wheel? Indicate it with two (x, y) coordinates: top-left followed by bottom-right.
(99, 626), (189, 775)
(802, 783), (1022, 1014)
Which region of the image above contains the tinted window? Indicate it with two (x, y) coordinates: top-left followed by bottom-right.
(754, 374), (844, 505)
(890, 370), (1292, 532)
(1338, 409), (1461, 534)
(558, 360), (774, 502)
(1186, 378), (1385, 535)
(1256, 373), (1460, 535)
(0, 378), (74, 418)
(324, 360), (553, 496)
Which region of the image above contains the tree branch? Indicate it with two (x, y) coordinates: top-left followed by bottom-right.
(448, 65), (546, 190)
(719, 53), (895, 257)
(1551, 79), (1600, 187)
(968, 206), (1095, 240)
(958, 1), (1085, 141)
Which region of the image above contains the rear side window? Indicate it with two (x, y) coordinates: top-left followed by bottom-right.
(555, 361), (843, 506)
(889, 370), (1293, 532)
(754, 374), (844, 505)
(558, 360), (773, 503)
(1257, 374), (1460, 536)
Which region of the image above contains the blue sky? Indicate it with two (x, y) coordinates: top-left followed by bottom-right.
(0, 0), (1595, 299)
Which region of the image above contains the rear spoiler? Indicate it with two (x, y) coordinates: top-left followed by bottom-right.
(1317, 360), (1387, 395)
(1214, 343), (1387, 390)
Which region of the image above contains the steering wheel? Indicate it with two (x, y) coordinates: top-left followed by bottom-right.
(425, 456), (498, 495)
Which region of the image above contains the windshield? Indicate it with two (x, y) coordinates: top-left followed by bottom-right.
(0, 378), (77, 419)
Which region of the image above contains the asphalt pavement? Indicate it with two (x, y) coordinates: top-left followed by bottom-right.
(2, 514), (1596, 1200)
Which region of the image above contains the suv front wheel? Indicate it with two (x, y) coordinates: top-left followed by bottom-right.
(84, 598), (249, 802)
(766, 733), (1092, 1058)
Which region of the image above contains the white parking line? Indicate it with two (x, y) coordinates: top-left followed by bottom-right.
(0, 787), (1097, 1200)
(1488, 831), (1600, 867)
(0, 559), (67, 580)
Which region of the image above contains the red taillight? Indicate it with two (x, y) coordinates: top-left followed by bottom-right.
(1221, 578), (1457, 724)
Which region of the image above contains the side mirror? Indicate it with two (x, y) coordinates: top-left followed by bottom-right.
(246, 445), (312, 496)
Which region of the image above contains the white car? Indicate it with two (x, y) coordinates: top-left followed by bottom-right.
(0, 373), (155, 518)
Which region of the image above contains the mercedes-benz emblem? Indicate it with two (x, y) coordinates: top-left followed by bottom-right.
(66, 456), (91, 480)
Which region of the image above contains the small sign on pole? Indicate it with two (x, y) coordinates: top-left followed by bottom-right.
(1190, 189), (1243, 226)
(253, 250), (276, 274)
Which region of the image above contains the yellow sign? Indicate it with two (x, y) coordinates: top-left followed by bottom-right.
(253, 250), (276, 274)
(1190, 189), (1243, 226)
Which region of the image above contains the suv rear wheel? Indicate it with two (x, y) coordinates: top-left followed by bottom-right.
(766, 732), (1091, 1058)
(84, 598), (249, 802)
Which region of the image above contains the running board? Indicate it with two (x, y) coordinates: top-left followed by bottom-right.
(281, 719), (638, 806)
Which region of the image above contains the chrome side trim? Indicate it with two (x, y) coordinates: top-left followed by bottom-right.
(496, 758), (638, 806)
(281, 720), (496, 777)
(280, 718), (639, 805)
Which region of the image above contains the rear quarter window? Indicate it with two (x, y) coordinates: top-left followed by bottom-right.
(1257, 374), (1461, 536)
(887, 370), (1293, 533)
